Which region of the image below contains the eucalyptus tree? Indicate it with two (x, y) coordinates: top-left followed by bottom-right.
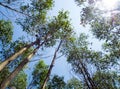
(0, 37), (37, 72)
(0, 40), (33, 88)
(74, 0), (120, 61)
(1, 0), (72, 89)
(64, 0), (120, 88)
(0, 20), (28, 88)
(62, 33), (104, 89)
(0, 0), (54, 71)
(63, 32), (120, 88)
(0, 20), (13, 44)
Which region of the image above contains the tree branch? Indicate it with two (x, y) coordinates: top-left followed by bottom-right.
(0, 2), (30, 17)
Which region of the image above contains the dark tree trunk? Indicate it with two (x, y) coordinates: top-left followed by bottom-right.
(41, 40), (62, 89)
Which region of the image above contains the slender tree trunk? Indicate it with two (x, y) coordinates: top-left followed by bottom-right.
(0, 39), (40, 72)
(81, 63), (96, 89)
(41, 40), (62, 89)
(78, 58), (97, 89)
(0, 45), (40, 89)
(77, 63), (91, 89)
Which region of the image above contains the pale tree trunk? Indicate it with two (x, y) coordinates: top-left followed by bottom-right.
(0, 45), (40, 89)
(41, 40), (62, 89)
(0, 39), (40, 72)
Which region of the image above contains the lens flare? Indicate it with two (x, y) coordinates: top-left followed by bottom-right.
(101, 0), (118, 10)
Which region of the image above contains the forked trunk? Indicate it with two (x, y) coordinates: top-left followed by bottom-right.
(78, 59), (97, 89)
(0, 45), (40, 89)
(0, 39), (39, 72)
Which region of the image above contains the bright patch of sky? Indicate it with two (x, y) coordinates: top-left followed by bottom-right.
(95, 0), (120, 17)
(96, 0), (118, 11)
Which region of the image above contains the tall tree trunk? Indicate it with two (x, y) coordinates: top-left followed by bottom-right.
(0, 39), (40, 72)
(78, 58), (97, 89)
(78, 64), (91, 89)
(81, 63), (96, 89)
(41, 40), (62, 89)
(0, 45), (40, 89)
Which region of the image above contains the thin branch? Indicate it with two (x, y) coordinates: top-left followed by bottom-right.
(29, 54), (63, 63)
(0, 11), (9, 19)
(0, 2), (30, 17)
(29, 55), (53, 62)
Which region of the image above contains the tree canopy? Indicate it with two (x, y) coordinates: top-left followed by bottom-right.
(0, 0), (120, 89)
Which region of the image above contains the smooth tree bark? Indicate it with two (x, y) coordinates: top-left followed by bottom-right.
(76, 63), (91, 89)
(0, 45), (40, 89)
(0, 39), (40, 72)
(78, 58), (97, 89)
(41, 40), (62, 89)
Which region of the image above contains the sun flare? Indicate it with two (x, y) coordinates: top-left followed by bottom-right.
(101, 0), (118, 10)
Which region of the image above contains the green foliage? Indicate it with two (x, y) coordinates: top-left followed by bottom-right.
(0, 67), (10, 85)
(31, 60), (48, 89)
(31, 0), (54, 11)
(18, 1), (73, 48)
(30, 60), (67, 89)
(44, 10), (74, 47)
(0, 20), (13, 43)
(93, 71), (120, 89)
(91, 19), (112, 40)
(50, 10), (73, 38)
(62, 33), (117, 88)
(18, 0), (54, 35)
(66, 77), (83, 89)
(48, 75), (66, 89)
(9, 71), (27, 89)
(75, 0), (120, 81)
(61, 33), (88, 56)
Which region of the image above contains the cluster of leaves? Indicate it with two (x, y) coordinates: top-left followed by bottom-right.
(18, 0), (54, 35)
(29, 60), (84, 89)
(0, 20), (13, 43)
(30, 60), (49, 89)
(93, 71), (120, 89)
(9, 71), (27, 89)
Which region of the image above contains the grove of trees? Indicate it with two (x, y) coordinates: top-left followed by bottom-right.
(0, 0), (120, 89)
